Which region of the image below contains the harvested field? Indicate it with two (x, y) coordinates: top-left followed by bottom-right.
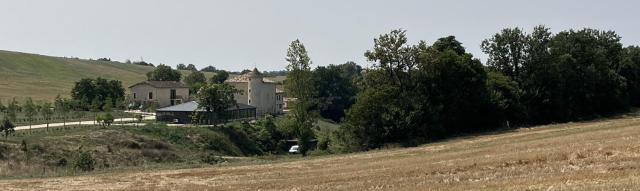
(3, 115), (640, 190)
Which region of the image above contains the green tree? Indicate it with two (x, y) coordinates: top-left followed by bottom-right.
(147, 64), (182, 81)
(184, 71), (207, 93)
(176, 63), (187, 70)
(209, 70), (230, 84)
(54, 95), (69, 128)
(284, 39), (317, 156)
(103, 97), (113, 112)
(40, 102), (54, 130)
(482, 27), (527, 82)
(311, 63), (361, 122)
(194, 83), (240, 126)
(6, 98), (19, 122)
(619, 46), (640, 106)
(0, 99), (6, 114)
(186, 64), (198, 71)
(1, 117), (15, 138)
(23, 97), (37, 129)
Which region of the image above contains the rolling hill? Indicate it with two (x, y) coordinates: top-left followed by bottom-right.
(2, 111), (640, 190)
(0, 50), (214, 101)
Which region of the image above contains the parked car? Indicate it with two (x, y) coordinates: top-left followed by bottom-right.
(288, 145), (300, 154)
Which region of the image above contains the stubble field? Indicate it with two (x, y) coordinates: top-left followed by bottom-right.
(3, 114), (640, 190)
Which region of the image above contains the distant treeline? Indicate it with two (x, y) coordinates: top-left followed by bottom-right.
(320, 26), (640, 152)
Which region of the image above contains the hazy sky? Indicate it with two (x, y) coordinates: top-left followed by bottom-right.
(1, 0), (638, 71)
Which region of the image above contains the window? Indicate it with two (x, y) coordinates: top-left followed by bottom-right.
(248, 99), (251, 104)
(148, 92), (153, 100)
(133, 93), (136, 99)
(170, 89), (177, 99)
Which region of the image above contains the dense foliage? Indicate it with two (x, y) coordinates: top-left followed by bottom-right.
(70, 78), (125, 111)
(146, 64), (181, 81)
(325, 27), (640, 152)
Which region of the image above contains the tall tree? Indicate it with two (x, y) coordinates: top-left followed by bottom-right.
(284, 39), (316, 156)
(482, 28), (527, 82)
(54, 95), (69, 128)
(40, 102), (54, 130)
(6, 98), (19, 122)
(618, 46), (640, 106)
(311, 62), (361, 122)
(194, 83), (240, 126)
(147, 64), (182, 81)
(23, 97), (37, 130)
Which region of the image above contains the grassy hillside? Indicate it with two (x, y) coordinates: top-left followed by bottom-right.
(0, 123), (262, 179)
(3, 112), (640, 190)
(0, 50), (214, 101)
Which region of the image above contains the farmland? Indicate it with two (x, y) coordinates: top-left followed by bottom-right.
(3, 112), (640, 190)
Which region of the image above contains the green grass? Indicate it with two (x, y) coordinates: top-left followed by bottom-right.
(0, 50), (215, 102)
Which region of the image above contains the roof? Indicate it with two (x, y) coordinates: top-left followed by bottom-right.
(129, 81), (189, 88)
(156, 101), (255, 112)
(226, 68), (264, 83)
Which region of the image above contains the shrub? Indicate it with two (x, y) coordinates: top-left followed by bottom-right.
(73, 151), (96, 172)
(201, 153), (226, 165)
(57, 158), (68, 167)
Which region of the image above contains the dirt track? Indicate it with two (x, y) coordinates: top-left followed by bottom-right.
(3, 115), (640, 190)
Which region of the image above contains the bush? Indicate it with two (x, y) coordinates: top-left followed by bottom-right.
(57, 158), (68, 167)
(201, 153), (226, 164)
(73, 150), (95, 172)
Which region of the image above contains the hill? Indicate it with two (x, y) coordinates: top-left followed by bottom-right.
(0, 50), (213, 101)
(3, 112), (640, 190)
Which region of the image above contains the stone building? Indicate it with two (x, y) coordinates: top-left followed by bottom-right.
(128, 81), (189, 108)
(225, 68), (284, 116)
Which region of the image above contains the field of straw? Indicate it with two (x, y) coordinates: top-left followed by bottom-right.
(3, 114), (640, 190)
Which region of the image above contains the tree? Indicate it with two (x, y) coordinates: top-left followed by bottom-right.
(71, 78), (124, 110)
(311, 63), (361, 122)
(23, 97), (37, 130)
(184, 71), (207, 93)
(0, 99), (6, 114)
(6, 98), (19, 122)
(176, 63), (187, 70)
(284, 39), (316, 156)
(209, 70), (230, 84)
(186, 64), (198, 71)
(146, 64), (181, 81)
(194, 83), (240, 126)
(200, 65), (217, 72)
(482, 27), (527, 82)
(54, 95), (69, 128)
(619, 46), (640, 106)
(1, 117), (15, 138)
(103, 97), (113, 112)
(40, 102), (54, 130)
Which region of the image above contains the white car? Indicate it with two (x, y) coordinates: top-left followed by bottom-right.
(288, 145), (300, 154)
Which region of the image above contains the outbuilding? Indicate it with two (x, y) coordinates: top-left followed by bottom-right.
(156, 101), (256, 124)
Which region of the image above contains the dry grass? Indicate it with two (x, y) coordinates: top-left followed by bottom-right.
(3, 115), (640, 190)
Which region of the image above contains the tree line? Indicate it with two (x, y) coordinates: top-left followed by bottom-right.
(283, 26), (640, 153)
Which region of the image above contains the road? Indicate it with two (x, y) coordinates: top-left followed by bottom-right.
(14, 111), (155, 130)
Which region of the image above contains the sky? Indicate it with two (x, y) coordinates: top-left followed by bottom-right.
(0, 0), (638, 71)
